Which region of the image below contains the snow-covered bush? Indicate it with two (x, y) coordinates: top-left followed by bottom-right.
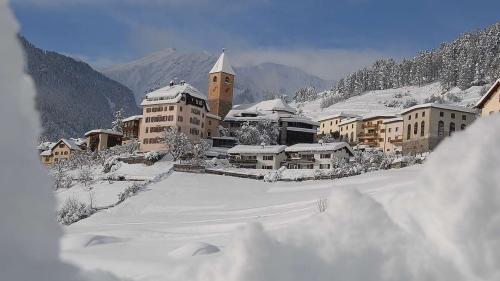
(424, 94), (445, 104)
(445, 92), (463, 102)
(188, 140), (210, 166)
(56, 198), (95, 225)
(263, 166), (286, 182)
(205, 158), (231, 169)
(102, 155), (121, 173)
(403, 98), (418, 108)
(235, 120), (279, 145)
(117, 182), (143, 203)
(163, 129), (191, 161)
(77, 167), (94, 186)
(51, 161), (72, 189)
(316, 197), (328, 213)
(144, 151), (165, 163)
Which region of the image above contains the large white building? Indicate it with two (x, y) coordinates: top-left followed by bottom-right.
(224, 99), (319, 145)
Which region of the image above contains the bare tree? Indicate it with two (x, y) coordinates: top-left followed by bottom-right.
(163, 128), (191, 161)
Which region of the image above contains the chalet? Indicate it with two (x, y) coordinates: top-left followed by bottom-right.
(227, 145), (287, 169)
(39, 138), (82, 166)
(475, 79), (500, 116)
(284, 142), (354, 169)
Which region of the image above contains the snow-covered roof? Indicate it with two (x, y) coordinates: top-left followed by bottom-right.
(206, 113), (222, 120)
(209, 51), (236, 75)
(123, 115), (143, 122)
(400, 103), (477, 115)
(40, 150), (52, 156)
(383, 117), (403, 124)
(50, 138), (82, 151)
(281, 116), (320, 127)
(317, 112), (360, 122)
(338, 117), (363, 126)
(363, 114), (398, 121)
(84, 129), (123, 137)
(285, 142), (354, 155)
(141, 83), (206, 106)
(37, 141), (55, 150)
(475, 79), (500, 108)
(228, 145), (286, 154)
(232, 99), (296, 114)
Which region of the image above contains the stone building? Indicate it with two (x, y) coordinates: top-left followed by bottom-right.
(208, 50), (235, 119)
(338, 117), (363, 146)
(380, 117), (403, 154)
(317, 112), (360, 138)
(401, 103), (477, 155)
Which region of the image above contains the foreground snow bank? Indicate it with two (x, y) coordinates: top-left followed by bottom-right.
(164, 116), (500, 281)
(0, 2), (119, 280)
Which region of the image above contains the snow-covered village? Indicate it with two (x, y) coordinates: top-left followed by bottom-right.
(2, 1), (500, 281)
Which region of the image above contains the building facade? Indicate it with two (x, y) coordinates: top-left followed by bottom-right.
(317, 113), (359, 137)
(140, 82), (209, 152)
(359, 115), (397, 149)
(85, 129), (123, 151)
(122, 115), (142, 144)
(284, 142), (354, 169)
(227, 145), (287, 169)
(401, 103), (477, 155)
(205, 113), (221, 138)
(476, 79), (500, 116)
(381, 117), (403, 154)
(338, 117), (363, 146)
(208, 51), (235, 119)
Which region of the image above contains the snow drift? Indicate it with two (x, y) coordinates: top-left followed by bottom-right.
(164, 115), (500, 281)
(0, 2), (119, 280)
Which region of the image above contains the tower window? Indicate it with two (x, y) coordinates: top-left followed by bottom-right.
(212, 76), (217, 83)
(225, 76), (230, 83)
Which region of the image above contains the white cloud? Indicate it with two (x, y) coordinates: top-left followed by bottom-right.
(232, 48), (401, 81)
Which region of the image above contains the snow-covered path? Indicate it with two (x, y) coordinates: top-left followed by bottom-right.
(60, 166), (421, 279)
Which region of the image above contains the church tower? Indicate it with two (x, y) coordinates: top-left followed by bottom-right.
(208, 49), (235, 118)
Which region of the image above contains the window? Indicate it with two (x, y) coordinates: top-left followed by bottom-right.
(440, 111), (444, 117)
(319, 164), (331, 169)
(461, 124), (466, 130)
(208, 120), (212, 125)
(438, 121), (444, 137)
(262, 165), (273, 170)
(64, 151), (68, 155)
(55, 152), (59, 155)
(335, 120), (338, 124)
(320, 154), (331, 159)
(422, 111), (425, 117)
(59, 144), (64, 148)
(415, 113), (418, 118)
(178, 126), (181, 132)
(449, 122), (455, 136)
(388, 137), (391, 141)
(451, 113), (455, 119)
(146, 108), (151, 113)
(263, 155), (274, 161)
(322, 123), (325, 128)
(350, 132), (354, 142)
(408, 115), (411, 120)
(407, 124), (411, 140)
(169, 106), (174, 111)
(225, 76), (230, 83)
(180, 106), (183, 112)
(330, 121), (332, 126)
(191, 108), (201, 115)
(414, 122), (418, 135)
(462, 115), (466, 121)
(178, 116), (183, 122)
(420, 121), (425, 137)
(395, 127), (399, 132)
(388, 128), (392, 133)
(212, 76), (217, 82)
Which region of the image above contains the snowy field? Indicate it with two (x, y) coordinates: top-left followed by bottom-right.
(298, 82), (485, 120)
(61, 166), (420, 279)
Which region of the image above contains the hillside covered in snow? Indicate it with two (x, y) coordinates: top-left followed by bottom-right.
(102, 48), (330, 104)
(298, 82), (486, 120)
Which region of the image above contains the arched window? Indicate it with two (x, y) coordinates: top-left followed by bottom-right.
(438, 121), (444, 137)
(407, 124), (411, 140)
(225, 76), (230, 83)
(460, 124), (466, 130)
(420, 121), (425, 137)
(212, 76), (217, 82)
(413, 122), (418, 135)
(449, 122), (455, 136)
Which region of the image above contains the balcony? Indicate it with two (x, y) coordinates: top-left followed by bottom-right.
(229, 158), (257, 164)
(389, 138), (403, 144)
(362, 123), (378, 129)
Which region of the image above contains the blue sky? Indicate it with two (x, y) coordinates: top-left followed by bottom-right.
(10, 0), (500, 80)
